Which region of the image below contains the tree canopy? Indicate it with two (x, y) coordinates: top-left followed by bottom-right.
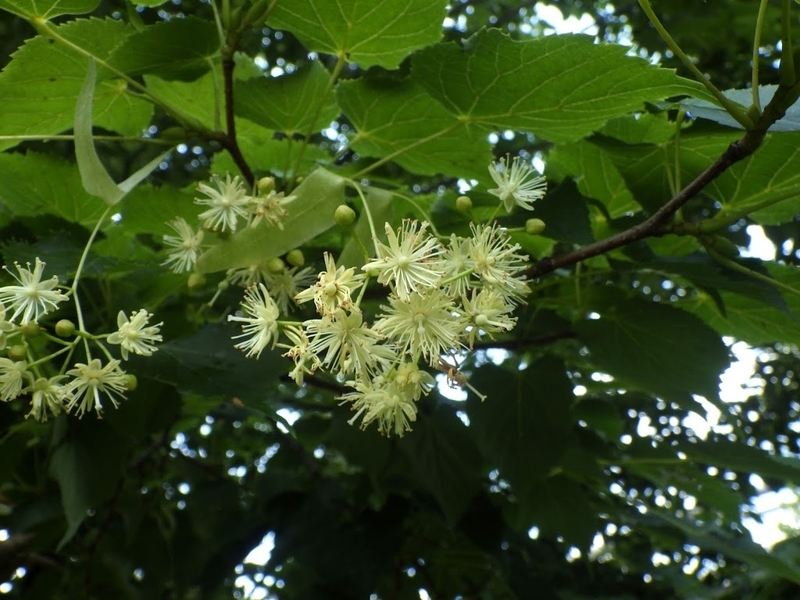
(1, 0), (800, 598)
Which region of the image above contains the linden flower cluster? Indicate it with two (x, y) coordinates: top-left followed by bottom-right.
(162, 175), (296, 275)
(229, 217), (532, 437)
(0, 258), (163, 421)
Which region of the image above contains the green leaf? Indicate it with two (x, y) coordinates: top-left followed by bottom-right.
(196, 167), (346, 273)
(141, 323), (283, 400)
(652, 510), (800, 585)
(709, 131), (800, 224)
(599, 112), (677, 145)
(49, 420), (128, 550)
(235, 61), (339, 134)
(116, 185), (201, 236)
(338, 187), (393, 268)
(467, 358), (575, 503)
(681, 85), (800, 132)
(108, 17), (219, 81)
(337, 77), (492, 178)
(531, 179), (593, 245)
(0, 19), (153, 152)
(548, 139), (641, 218)
(0, 0), (98, 19)
(678, 440), (800, 485)
(506, 475), (599, 548)
(412, 29), (713, 144)
(400, 406), (482, 524)
(0, 153), (106, 227)
(74, 60), (169, 206)
(267, 0), (449, 69)
(576, 297), (730, 402)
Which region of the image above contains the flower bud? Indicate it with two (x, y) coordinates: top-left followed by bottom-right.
(286, 249), (305, 267)
(525, 218), (546, 235)
(20, 322), (40, 338)
(7, 345), (26, 361)
(267, 257), (285, 273)
(217, 280), (230, 292)
(55, 319), (76, 338)
(334, 204), (356, 227)
(257, 176), (275, 195)
(188, 273), (206, 289)
(124, 374), (138, 392)
(455, 195), (472, 212)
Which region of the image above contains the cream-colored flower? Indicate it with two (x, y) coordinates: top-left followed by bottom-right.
(304, 309), (393, 377)
(228, 284), (280, 358)
(460, 289), (517, 347)
(438, 233), (475, 298)
(25, 376), (67, 422)
(468, 223), (530, 303)
(340, 379), (418, 437)
(0, 258), (69, 324)
(282, 325), (321, 386)
(488, 155), (547, 213)
(195, 174), (251, 233)
(374, 289), (464, 366)
(107, 309), (163, 360)
(294, 253), (363, 316)
(162, 217), (204, 274)
(364, 221), (444, 301)
(248, 191), (295, 229)
(65, 359), (128, 417)
(0, 358), (31, 401)
(265, 266), (315, 314)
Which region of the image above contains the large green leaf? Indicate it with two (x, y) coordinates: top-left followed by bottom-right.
(49, 419), (128, 549)
(576, 297), (730, 402)
(467, 358), (575, 508)
(707, 131), (800, 224)
(507, 475), (599, 548)
(338, 186), (393, 268)
(548, 139), (641, 218)
(681, 85), (800, 132)
(196, 167), (346, 273)
(108, 17), (219, 81)
(337, 77), (492, 178)
(0, 0), (98, 19)
(412, 29), (714, 144)
(235, 61), (340, 135)
(400, 406), (482, 524)
(267, 0), (449, 69)
(116, 185), (201, 236)
(0, 19), (152, 152)
(0, 153), (106, 227)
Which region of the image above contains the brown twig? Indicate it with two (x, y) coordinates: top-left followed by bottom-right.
(527, 79), (800, 280)
(216, 54), (255, 186)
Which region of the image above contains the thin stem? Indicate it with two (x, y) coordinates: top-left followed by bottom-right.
(672, 109), (685, 222)
(220, 53), (255, 185)
(348, 180), (381, 257)
(781, 0), (797, 86)
(753, 0), (770, 111)
(636, 0), (754, 129)
(390, 191), (440, 237)
(71, 205), (113, 356)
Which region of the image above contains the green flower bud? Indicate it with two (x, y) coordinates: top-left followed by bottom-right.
(20, 322), (40, 338)
(286, 249), (305, 267)
(124, 374), (138, 392)
(455, 195), (472, 212)
(217, 280), (230, 292)
(267, 257), (285, 273)
(257, 176), (275, 195)
(55, 319), (76, 338)
(188, 273), (206, 289)
(525, 218), (546, 235)
(334, 204), (356, 227)
(7, 344), (26, 361)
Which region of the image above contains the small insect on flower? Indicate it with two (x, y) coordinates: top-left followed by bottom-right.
(435, 357), (487, 401)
